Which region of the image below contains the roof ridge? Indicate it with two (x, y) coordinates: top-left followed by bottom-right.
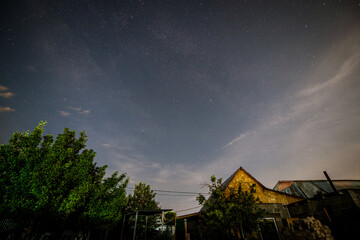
(230, 167), (304, 199)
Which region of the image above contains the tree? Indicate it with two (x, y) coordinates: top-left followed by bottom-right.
(127, 182), (160, 239)
(128, 182), (159, 211)
(0, 122), (128, 238)
(81, 171), (129, 230)
(197, 175), (265, 240)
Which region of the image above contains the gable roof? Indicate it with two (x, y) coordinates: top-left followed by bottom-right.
(222, 167), (303, 198)
(200, 167), (303, 212)
(221, 167), (268, 189)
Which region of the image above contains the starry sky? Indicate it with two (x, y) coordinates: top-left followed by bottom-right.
(1, 0), (360, 215)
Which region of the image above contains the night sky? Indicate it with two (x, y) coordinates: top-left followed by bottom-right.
(1, 0), (360, 214)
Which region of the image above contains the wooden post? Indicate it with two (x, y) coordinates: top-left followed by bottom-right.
(145, 216), (148, 240)
(161, 211), (164, 233)
(133, 211), (138, 240)
(258, 221), (263, 240)
(104, 230), (109, 240)
(184, 219), (187, 236)
(120, 215), (126, 240)
(240, 223), (245, 239)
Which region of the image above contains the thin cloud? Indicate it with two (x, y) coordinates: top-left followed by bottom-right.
(0, 86), (9, 91)
(299, 54), (359, 96)
(0, 106), (15, 112)
(102, 143), (112, 148)
(208, 30), (360, 187)
(0, 92), (15, 98)
(69, 106), (90, 115)
(59, 111), (70, 116)
(79, 110), (90, 115)
(223, 134), (247, 148)
(103, 138), (210, 213)
(0, 86), (14, 98)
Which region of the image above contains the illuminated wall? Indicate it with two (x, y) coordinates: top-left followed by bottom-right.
(226, 168), (303, 205)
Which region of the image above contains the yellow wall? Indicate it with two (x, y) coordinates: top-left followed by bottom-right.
(226, 169), (302, 205)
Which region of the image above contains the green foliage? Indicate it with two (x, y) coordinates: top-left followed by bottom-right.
(128, 182), (159, 211)
(82, 171), (129, 229)
(164, 211), (176, 225)
(127, 182), (160, 238)
(0, 122), (128, 234)
(197, 175), (265, 240)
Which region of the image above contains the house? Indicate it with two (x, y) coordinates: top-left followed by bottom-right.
(176, 168), (360, 239)
(274, 179), (360, 239)
(221, 167), (303, 205)
(176, 167), (304, 240)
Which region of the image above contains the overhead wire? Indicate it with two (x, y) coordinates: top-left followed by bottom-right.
(153, 193), (202, 197)
(175, 206), (202, 213)
(126, 186), (206, 214)
(126, 191), (204, 197)
(126, 186), (209, 195)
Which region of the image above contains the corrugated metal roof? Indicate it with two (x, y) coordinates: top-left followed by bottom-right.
(275, 180), (360, 198)
(312, 181), (335, 193)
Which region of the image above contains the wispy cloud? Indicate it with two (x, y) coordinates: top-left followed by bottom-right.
(99, 134), (207, 213)
(0, 106), (15, 112)
(299, 54), (359, 97)
(110, 152), (207, 212)
(264, 54), (358, 128)
(224, 134), (246, 148)
(69, 106), (90, 115)
(59, 110), (70, 116)
(0, 86), (8, 91)
(0, 92), (15, 98)
(0, 85), (15, 98)
(79, 109), (90, 114)
(102, 143), (112, 148)
(205, 30), (360, 187)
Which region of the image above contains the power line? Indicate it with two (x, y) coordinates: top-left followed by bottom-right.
(175, 206), (202, 213)
(126, 186), (209, 195)
(126, 190), (203, 197)
(154, 193), (201, 197)
(126, 191), (200, 197)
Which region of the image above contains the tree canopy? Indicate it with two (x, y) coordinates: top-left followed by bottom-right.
(127, 182), (159, 211)
(0, 122), (128, 237)
(197, 175), (265, 240)
(127, 182), (160, 239)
